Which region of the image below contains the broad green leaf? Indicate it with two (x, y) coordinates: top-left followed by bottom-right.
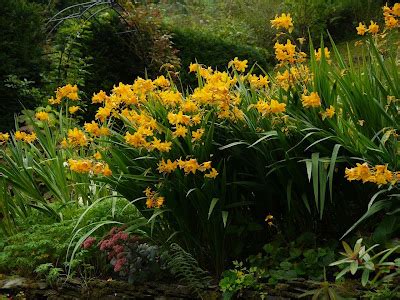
(208, 198), (219, 220)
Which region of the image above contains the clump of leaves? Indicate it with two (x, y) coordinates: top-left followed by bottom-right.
(330, 238), (400, 288)
(249, 233), (336, 284)
(219, 233), (337, 299)
(0, 221), (74, 275)
(35, 263), (63, 286)
(98, 226), (167, 283)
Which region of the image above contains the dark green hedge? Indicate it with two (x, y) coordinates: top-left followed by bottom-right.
(170, 27), (274, 88)
(0, 0), (46, 131)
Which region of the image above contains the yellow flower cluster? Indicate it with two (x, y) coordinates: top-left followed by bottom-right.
(301, 92), (321, 108)
(246, 74), (269, 89)
(345, 163), (399, 185)
(68, 158), (112, 176)
(144, 187), (165, 209)
(0, 132), (10, 144)
(320, 105), (335, 120)
(35, 111), (49, 121)
(84, 121), (110, 137)
(228, 57), (248, 72)
(69, 106), (80, 114)
(67, 128), (88, 147)
(15, 131), (37, 143)
(49, 84), (79, 105)
(157, 158), (218, 178)
(274, 40), (307, 64)
(383, 3), (400, 29)
(270, 13), (294, 32)
(314, 47), (331, 62)
(275, 65), (311, 91)
(253, 99), (286, 116)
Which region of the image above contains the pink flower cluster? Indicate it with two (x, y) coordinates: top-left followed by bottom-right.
(99, 227), (129, 272)
(82, 236), (96, 249)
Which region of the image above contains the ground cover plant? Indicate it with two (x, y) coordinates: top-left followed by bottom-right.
(0, 1), (400, 299)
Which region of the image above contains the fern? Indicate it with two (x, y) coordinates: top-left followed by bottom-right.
(166, 243), (212, 296)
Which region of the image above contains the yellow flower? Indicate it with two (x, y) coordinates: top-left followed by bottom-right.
(167, 111), (190, 126)
(158, 90), (182, 107)
(178, 158), (200, 174)
(269, 99), (286, 114)
(368, 21), (379, 34)
(15, 131), (36, 143)
(173, 125), (188, 138)
(48, 96), (61, 105)
(93, 151), (102, 160)
(153, 75), (170, 88)
(301, 92), (321, 108)
(356, 22), (367, 35)
(270, 13), (294, 32)
(67, 128), (88, 147)
(393, 3), (400, 16)
(274, 40), (297, 63)
(24, 132), (37, 143)
(155, 196), (165, 208)
(35, 111), (49, 121)
(143, 187), (164, 208)
(60, 138), (68, 149)
(373, 165), (393, 185)
(92, 90), (109, 104)
(102, 164), (112, 177)
(191, 114), (202, 125)
(181, 101), (199, 113)
(68, 159), (93, 174)
(229, 57), (248, 72)
(265, 214), (274, 221)
(55, 84), (79, 102)
(191, 128), (204, 142)
(385, 15), (398, 29)
(321, 105), (335, 119)
(69, 106), (80, 114)
(345, 163), (371, 183)
(125, 132), (148, 149)
(189, 63), (199, 73)
(254, 99), (271, 116)
(158, 159), (178, 174)
(95, 106), (112, 122)
(84, 121), (110, 137)
(151, 137), (172, 152)
(0, 132), (10, 144)
(204, 168), (218, 179)
(247, 74), (269, 89)
(314, 47), (331, 61)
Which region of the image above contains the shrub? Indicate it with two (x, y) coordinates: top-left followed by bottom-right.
(0, 0), (46, 131)
(170, 27), (273, 87)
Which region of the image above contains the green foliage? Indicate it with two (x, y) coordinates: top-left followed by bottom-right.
(0, 198), (139, 276)
(219, 261), (260, 300)
(284, 0), (388, 43)
(330, 238), (400, 288)
(250, 233), (336, 284)
(160, 0), (280, 49)
(0, 0), (46, 130)
(171, 26), (273, 87)
(0, 220), (74, 274)
(35, 263), (63, 285)
(165, 243), (212, 296)
(220, 233), (337, 298)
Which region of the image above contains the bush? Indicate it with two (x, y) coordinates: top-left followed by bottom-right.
(171, 27), (273, 87)
(0, 0), (46, 131)
(284, 0), (391, 43)
(0, 198), (139, 275)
